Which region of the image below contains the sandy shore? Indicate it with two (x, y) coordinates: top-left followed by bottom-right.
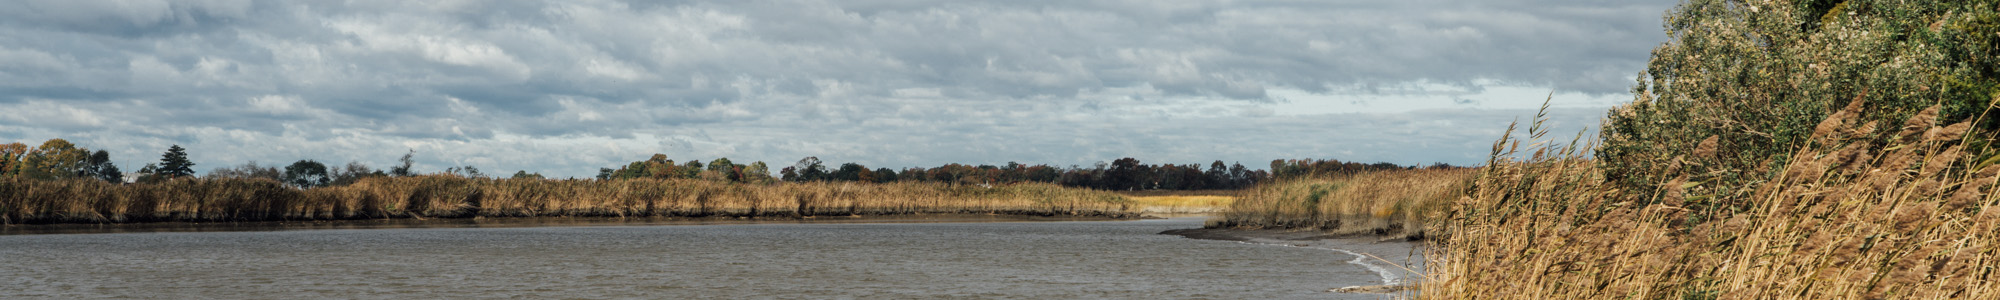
(1161, 227), (1426, 296)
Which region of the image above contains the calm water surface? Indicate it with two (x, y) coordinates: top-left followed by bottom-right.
(1, 218), (1405, 299)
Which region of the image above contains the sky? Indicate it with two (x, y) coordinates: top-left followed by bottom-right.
(0, 0), (1676, 178)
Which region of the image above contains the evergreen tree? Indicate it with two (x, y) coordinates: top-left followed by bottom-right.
(157, 145), (195, 179)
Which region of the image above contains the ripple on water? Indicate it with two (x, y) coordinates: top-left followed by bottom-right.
(0, 218), (1400, 299)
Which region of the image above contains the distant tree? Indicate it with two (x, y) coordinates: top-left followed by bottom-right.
(511, 170), (544, 179)
(1208, 161), (1230, 188)
(874, 167), (897, 183)
(84, 150), (121, 183)
(0, 142), (27, 177)
(708, 157), (738, 181)
(597, 168), (614, 180)
(135, 163), (164, 184)
(390, 150), (415, 177)
(792, 157), (827, 182)
(707, 158), (734, 172)
(330, 161), (379, 186)
(899, 167), (926, 182)
(156, 144), (196, 179)
(746, 161), (772, 183)
(642, 159), (673, 179)
(780, 166), (798, 182)
(678, 160), (701, 178)
(21, 139), (90, 180)
(1025, 165), (1060, 183)
(615, 161), (647, 179)
(209, 162), (282, 181)
(444, 165), (482, 178)
(832, 163), (868, 181)
(1228, 163), (1249, 188)
(1105, 158), (1143, 190)
(283, 160), (331, 188)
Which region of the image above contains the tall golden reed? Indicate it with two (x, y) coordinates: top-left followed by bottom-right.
(1210, 168), (1472, 238)
(1425, 97), (2000, 299)
(0, 177), (1136, 224)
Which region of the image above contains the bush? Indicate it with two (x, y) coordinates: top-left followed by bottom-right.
(1600, 0), (2000, 207)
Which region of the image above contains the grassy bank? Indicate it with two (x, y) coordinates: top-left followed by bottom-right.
(1410, 0), (2000, 297)
(0, 176), (1137, 224)
(1117, 189), (1237, 213)
(1207, 168), (1472, 238)
(1420, 103), (2000, 298)
(1126, 195), (1233, 208)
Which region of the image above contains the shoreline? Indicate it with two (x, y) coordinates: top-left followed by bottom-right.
(1161, 227), (1426, 296)
(0, 213), (1146, 235)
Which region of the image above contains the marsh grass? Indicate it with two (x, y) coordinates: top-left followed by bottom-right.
(1424, 98), (2000, 299)
(1126, 195), (1233, 208)
(1125, 195), (1234, 214)
(1209, 168), (1472, 238)
(0, 177), (1137, 224)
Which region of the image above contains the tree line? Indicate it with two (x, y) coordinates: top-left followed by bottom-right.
(1268, 158), (1465, 179)
(2, 139), (195, 184)
(2, 139), (543, 189)
(596, 154), (1275, 190)
(595, 154), (777, 183)
(7, 138), (1457, 191)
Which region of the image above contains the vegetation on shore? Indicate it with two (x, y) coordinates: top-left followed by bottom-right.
(1427, 100), (1999, 298)
(1125, 196), (1235, 214)
(1207, 168), (1471, 238)
(1418, 1), (2000, 298)
(603, 155), (1277, 191)
(0, 176), (1136, 225)
(1207, 1), (2000, 298)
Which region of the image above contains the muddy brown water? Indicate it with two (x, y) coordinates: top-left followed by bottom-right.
(0, 217), (1418, 299)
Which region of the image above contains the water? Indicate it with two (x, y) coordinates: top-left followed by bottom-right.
(0, 218), (1412, 299)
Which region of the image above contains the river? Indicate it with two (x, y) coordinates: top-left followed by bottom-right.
(0, 217), (1419, 299)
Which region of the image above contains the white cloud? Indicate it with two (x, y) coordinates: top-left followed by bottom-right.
(0, 0), (1671, 178)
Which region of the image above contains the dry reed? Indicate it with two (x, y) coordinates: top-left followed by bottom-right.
(0, 176), (1137, 224)
(1424, 99), (2000, 299)
(1210, 168), (1473, 238)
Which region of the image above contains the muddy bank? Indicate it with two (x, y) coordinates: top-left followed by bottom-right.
(1162, 227), (1426, 296)
(2, 213), (1139, 235)
(1135, 205), (1222, 215)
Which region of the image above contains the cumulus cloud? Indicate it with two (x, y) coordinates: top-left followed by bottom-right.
(0, 0), (1671, 177)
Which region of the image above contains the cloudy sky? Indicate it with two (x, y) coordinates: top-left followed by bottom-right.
(0, 0), (1674, 178)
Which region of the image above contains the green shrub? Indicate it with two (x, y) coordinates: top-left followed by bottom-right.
(1600, 0), (2000, 209)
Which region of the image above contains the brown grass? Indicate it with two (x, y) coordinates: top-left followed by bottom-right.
(1126, 195), (1234, 215)
(1209, 168), (1473, 238)
(1423, 101), (2000, 299)
(1112, 189), (1242, 197)
(1127, 195), (1233, 207)
(0, 177), (1137, 224)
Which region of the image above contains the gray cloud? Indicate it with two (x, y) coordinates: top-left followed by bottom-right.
(0, 0), (1669, 178)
